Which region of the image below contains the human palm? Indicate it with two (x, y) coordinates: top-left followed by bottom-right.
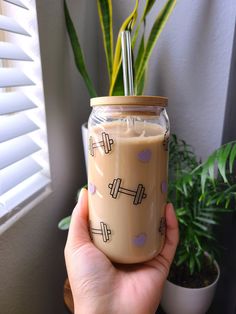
(65, 189), (178, 314)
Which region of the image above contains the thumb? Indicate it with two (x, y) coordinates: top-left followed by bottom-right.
(160, 203), (179, 264)
(65, 188), (91, 251)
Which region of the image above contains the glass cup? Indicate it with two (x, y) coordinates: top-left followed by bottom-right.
(88, 96), (169, 263)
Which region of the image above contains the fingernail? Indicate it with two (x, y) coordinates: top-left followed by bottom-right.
(167, 203), (174, 210)
(78, 188), (85, 207)
(77, 185), (87, 201)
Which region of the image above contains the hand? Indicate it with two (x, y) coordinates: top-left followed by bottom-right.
(65, 189), (179, 314)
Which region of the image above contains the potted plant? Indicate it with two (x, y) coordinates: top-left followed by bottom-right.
(64, 0), (176, 169)
(161, 135), (236, 314)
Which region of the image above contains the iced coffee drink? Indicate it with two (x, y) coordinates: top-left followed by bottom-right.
(88, 96), (169, 264)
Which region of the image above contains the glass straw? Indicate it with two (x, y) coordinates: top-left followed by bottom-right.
(121, 31), (134, 96)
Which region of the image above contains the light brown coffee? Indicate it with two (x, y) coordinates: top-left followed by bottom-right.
(88, 120), (168, 263)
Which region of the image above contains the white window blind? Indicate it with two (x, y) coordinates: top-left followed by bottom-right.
(0, 0), (51, 229)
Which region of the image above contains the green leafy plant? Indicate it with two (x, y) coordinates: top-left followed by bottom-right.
(58, 185), (87, 230)
(58, 215), (71, 231)
(168, 135), (236, 279)
(64, 0), (176, 97)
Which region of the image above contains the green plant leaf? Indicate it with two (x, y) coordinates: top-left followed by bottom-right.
(193, 234), (202, 251)
(58, 215), (71, 230)
(132, 0), (156, 48)
(189, 255), (195, 275)
(225, 196), (231, 208)
(64, 1), (97, 97)
(216, 184), (236, 206)
(199, 212), (215, 218)
(192, 221), (208, 232)
(195, 255), (201, 272)
(178, 217), (188, 226)
(134, 33), (145, 77)
(176, 253), (188, 266)
(206, 152), (216, 182)
(196, 216), (218, 225)
(200, 167), (208, 194)
(142, 0), (157, 20)
(195, 229), (216, 241)
(134, 33), (146, 94)
(229, 143), (236, 173)
(176, 207), (187, 217)
(135, 0), (176, 86)
(97, 0), (113, 80)
(110, 63), (124, 95)
(109, 0), (139, 95)
(217, 143), (232, 183)
(136, 70), (146, 95)
(201, 207), (233, 213)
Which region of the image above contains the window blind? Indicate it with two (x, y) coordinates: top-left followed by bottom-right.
(0, 0), (51, 227)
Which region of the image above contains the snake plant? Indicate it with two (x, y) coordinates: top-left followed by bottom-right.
(64, 0), (176, 96)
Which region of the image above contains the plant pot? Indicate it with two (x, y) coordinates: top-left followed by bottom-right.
(160, 260), (220, 314)
(81, 122), (88, 174)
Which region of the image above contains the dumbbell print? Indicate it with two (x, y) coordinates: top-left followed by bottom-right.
(108, 178), (147, 205)
(90, 222), (112, 242)
(89, 132), (114, 156)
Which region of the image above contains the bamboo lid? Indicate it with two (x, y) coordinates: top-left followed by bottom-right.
(90, 96), (168, 107)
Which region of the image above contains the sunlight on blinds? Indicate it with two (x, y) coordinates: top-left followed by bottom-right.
(0, 0), (51, 231)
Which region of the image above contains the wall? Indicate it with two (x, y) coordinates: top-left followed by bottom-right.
(0, 1), (98, 313)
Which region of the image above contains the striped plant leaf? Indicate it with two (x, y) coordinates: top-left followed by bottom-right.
(134, 33), (146, 94)
(109, 0), (139, 95)
(64, 1), (97, 97)
(97, 0), (113, 81)
(136, 70), (146, 95)
(134, 33), (145, 75)
(132, 0), (157, 48)
(110, 62), (124, 95)
(135, 0), (176, 86)
(142, 0), (157, 20)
